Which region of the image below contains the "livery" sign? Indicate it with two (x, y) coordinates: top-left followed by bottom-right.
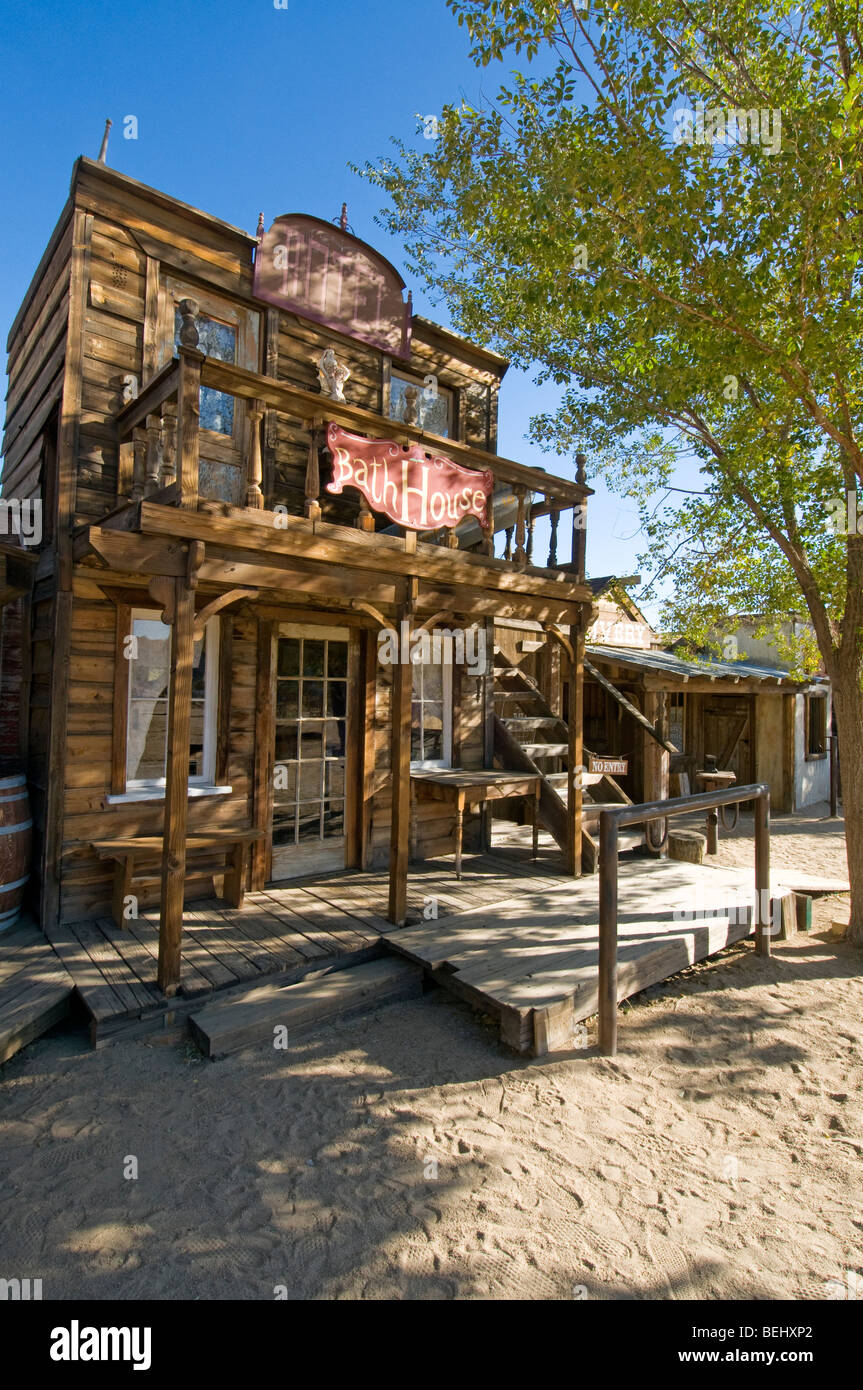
(326, 424), (493, 532)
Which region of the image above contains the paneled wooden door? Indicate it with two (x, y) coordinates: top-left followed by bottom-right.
(271, 624), (351, 881)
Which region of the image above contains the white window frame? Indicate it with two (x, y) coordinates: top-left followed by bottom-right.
(410, 658), (454, 770)
(125, 608), (220, 793)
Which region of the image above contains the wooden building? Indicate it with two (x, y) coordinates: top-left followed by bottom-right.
(1, 156), (594, 994)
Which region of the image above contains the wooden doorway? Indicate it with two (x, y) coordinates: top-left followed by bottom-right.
(271, 624), (350, 880)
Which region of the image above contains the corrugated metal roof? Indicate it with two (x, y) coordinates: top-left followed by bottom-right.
(585, 644), (826, 686)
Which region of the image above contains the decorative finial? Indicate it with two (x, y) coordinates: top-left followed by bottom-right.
(256, 212), (265, 240)
(97, 119), (112, 165)
(177, 299), (200, 349)
(340, 202), (348, 232)
(575, 452), (587, 485)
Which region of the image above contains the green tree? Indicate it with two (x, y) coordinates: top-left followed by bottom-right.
(357, 0), (863, 942)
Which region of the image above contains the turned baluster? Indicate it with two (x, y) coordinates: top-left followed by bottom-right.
(159, 410), (177, 489)
(548, 505), (560, 568)
(526, 507), (536, 565)
(504, 526), (514, 562)
(145, 413), (162, 496)
(356, 493), (375, 532)
(514, 486), (527, 566)
(246, 399), (264, 509)
(131, 427), (147, 503)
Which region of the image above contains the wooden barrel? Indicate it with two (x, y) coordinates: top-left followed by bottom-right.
(0, 774), (32, 931)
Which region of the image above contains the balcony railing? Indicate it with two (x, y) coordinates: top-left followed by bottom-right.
(114, 333), (591, 575)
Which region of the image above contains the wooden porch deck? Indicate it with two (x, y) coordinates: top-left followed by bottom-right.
(21, 823), (769, 1057)
(43, 845), (557, 1045)
(382, 856), (759, 1054)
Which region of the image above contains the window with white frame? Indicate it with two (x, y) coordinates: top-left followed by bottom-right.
(125, 610), (219, 789)
(410, 657), (453, 768)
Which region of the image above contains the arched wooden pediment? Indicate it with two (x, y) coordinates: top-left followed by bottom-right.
(254, 213), (411, 360)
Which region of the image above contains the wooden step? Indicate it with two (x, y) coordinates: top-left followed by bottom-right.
(189, 957), (424, 1060)
(0, 946), (74, 1066)
(494, 666), (536, 680)
(494, 689), (543, 703)
(518, 743), (569, 759)
(503, 716), (564, 734)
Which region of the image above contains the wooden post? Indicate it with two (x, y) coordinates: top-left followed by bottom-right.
(304, 428), (321, 522)
(598, 811), (620, 1055)
(246, 399), (264, 509)
(177, 345), (203, 509)
(251, 619), (276, 890)
(706, 807), (719, 855)
(754, 788), (771, 957)
(481, 488), (495, 557)
(643, 691), (669, 855)
(572, 453), (588, 581)
(157, 574), (197, 995)
(565, 620), (586, 876)
(388, 597), (414, 925)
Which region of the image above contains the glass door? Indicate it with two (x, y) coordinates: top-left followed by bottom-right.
(271, 624), (349, 880)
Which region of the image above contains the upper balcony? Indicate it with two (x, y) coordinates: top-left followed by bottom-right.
(86, 309), (594, 624)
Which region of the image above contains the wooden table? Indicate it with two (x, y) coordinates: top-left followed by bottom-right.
(410, 770), (542, 879)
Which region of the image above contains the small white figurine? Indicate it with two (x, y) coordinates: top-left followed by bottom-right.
(317, 348), (350, 403)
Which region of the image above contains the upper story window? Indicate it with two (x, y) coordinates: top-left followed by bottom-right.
(126, 610), (219, 789)
(389, 369), (453, 438)
(173, 307), (237, 435)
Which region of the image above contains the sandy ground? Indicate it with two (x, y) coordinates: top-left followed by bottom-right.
(0, 807), (859, 1301)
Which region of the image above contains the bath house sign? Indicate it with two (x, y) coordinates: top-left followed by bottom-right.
(326, 423), (493, 532)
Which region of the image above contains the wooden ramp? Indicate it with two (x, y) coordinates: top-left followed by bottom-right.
(381, 859), (758, 1056)
(0, 922), (74, 1065)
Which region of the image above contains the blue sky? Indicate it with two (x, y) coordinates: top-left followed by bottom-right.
(0, 0), (649, 599)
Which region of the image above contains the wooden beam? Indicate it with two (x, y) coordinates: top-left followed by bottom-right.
(115, 358), (179, 438)
(131, 502), (595, 605)
(388, 586), (416, 924)
(585, 659), (678, 754)
(157, 576), (196, 995)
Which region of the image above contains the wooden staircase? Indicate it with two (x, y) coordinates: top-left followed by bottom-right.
(493, 652), (639, 871)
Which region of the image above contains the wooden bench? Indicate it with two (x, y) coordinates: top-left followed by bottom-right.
(92, 830), (266, 928)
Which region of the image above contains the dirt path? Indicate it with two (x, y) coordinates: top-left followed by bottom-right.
(1, 874), (860, 1299)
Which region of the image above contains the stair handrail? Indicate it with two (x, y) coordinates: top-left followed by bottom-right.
(597, 783), (771, 1057)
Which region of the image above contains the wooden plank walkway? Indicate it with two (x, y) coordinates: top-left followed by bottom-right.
(381, 858), (760, 1055)
(0, 921), (74, 1064)
(41, 848), (568, 1046)
(13, 833), (769, 1059)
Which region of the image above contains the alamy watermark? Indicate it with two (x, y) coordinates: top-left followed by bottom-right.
(0, 498), (41, 545)
(825, 491), (863, 535)
(378, 621), (486, 678)
(673, 102), (782, 156)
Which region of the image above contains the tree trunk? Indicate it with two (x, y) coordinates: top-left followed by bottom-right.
(830, 668), (863, 945)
